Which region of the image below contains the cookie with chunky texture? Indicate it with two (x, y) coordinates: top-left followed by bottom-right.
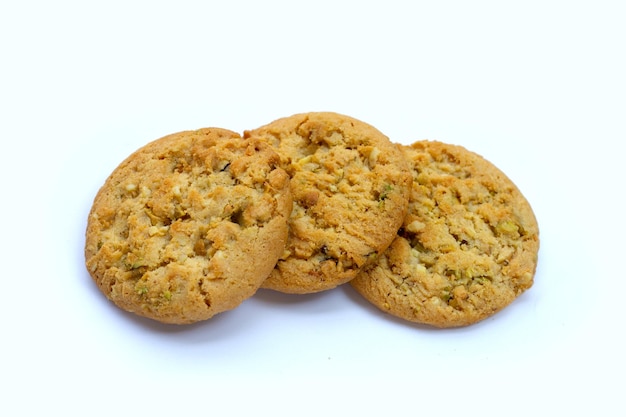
(350, 141), (539, 327)
(244, 112), (412, 294)
(85, 128), (292, 324)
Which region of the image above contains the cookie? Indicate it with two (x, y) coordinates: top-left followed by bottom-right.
(244, 112), (412, 294)
(350, 141), (539, 327)
(85, 128), (292, 324)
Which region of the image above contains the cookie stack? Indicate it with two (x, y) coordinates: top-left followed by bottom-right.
(85, 112), (539, 327)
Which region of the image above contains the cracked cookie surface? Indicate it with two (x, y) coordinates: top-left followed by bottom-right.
(85, 128), (292, 324)
(244, 112), (411, 293)
(350, 141), (539, 327)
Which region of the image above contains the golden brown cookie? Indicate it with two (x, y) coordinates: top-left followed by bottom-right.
(244, 112), (412, 294)
(350, 141), (539, 327)
(85, 128), (292, 324)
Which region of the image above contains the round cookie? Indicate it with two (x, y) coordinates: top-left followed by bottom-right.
(85, 128), (292, 324)
(350, 141), (539, 327)
(244, 112), (412, 294)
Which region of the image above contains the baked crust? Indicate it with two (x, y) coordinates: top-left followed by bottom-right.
(350, 141), (539, 327)
(85, 128), (292, 324)
(245, 112), (412, 294)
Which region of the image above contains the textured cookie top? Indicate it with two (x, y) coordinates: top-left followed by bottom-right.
(244, 112), (411, 293)
(85, 128), (292, 324)
(350, 141), (539, 327)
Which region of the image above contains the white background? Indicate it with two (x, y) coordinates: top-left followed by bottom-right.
(1, 1), (624, 415)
